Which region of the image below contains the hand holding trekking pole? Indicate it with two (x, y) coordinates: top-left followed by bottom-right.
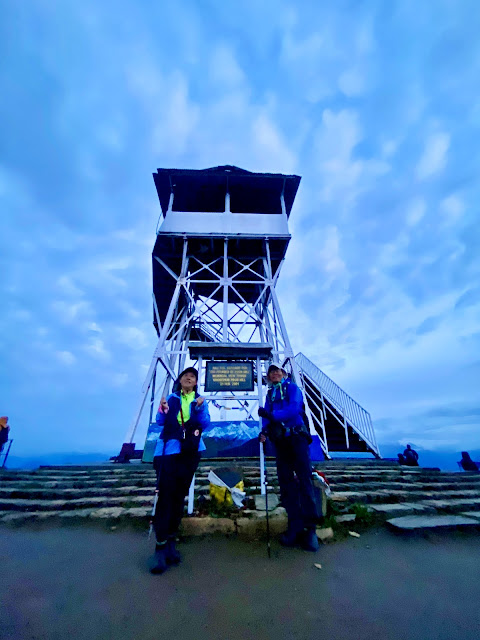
(159, 397), (169, 414)
(258, 407), (273, 421)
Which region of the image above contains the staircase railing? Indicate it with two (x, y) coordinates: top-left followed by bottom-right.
(0, 439), (13, 469)
(295, 352), (380, 457)
(192, 319), (221, 343)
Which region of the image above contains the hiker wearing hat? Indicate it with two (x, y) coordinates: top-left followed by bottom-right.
(258, 364), (319, 552)
(149, 367), (210, 574)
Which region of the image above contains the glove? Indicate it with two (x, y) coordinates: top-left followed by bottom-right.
(258, 407), (273, 420)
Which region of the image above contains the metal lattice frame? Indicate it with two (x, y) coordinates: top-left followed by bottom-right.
(125, 236), (327, 454)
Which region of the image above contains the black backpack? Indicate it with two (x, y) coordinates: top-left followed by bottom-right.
(267, 382), (312, 444)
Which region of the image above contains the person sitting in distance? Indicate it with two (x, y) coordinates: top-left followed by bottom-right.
(402, 444), (419, 467)
(459, 451), (479, 472)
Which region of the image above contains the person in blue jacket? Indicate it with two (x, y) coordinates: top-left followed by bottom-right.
(259, 364), (319, 552)
(149, 367), (210, 574)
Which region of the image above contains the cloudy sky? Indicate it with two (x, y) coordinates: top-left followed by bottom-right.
(1, 0), (479, 458)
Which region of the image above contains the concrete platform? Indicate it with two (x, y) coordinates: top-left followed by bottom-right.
(1, 527), (479, 640)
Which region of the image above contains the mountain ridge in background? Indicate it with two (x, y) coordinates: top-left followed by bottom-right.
(4, 444), (479, 471)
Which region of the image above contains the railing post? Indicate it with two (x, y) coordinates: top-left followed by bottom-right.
(1, 439), (13, 468)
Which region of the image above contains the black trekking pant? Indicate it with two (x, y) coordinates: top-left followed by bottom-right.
(153, 452), (200, 543)
(275, 434), (317, 532)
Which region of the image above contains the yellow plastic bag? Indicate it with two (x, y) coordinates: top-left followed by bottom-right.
(209, 480), (244, 507)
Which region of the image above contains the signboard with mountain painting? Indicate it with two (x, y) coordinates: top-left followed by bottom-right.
(202, 420), (270, 457)
(142, 418), (325, 462)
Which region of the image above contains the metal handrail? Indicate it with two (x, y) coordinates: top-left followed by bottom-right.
(295, 352), (380, 456)
(193, 320), (219, 343)
(0, 439), (13, 469)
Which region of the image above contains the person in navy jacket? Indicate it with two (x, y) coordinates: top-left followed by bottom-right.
(149, 367), (210, 574)
(259, 364), (319, 552)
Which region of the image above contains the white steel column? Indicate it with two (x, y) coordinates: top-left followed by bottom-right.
(257, 356), (266, 496)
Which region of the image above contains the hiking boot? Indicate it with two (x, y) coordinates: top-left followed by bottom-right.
(279, 528), (302, 547)
(300, 528), (319, 552)
(149, 543), (168, 574)
(165, 536), (181, 565)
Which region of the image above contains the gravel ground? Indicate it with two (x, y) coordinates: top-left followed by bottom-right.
(1, 525), (479, 640)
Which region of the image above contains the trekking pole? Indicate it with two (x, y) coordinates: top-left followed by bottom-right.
(263, 441), (271, 559)
(148, 489), (159, 540)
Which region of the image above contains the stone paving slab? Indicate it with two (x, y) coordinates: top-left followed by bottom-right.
(335, 514), (357, 523)
(369, 502), (436, 517)
(460, 512), (480, 520)
(331, 489), (480, 504)
(329, 481), (480, 491)
(0, 506), (152, 524)
(254, 494), (279, 511)
(0, 486), (155, 499)
(386, 514), (480, 531)
(419, 498), (480, 511)
(0, 495), (154, 511)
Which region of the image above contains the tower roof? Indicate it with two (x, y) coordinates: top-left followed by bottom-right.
(153, 165), (301, 216)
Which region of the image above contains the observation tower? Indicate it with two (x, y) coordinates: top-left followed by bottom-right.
(123, 166), (380, 463)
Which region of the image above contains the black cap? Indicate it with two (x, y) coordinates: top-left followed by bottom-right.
(267, 363), (284, 375)
(178, 367), (198, 381)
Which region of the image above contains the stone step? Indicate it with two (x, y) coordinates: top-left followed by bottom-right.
(418, 497), (480, 512)
(369, 503), (437, 517)
(370, 498), (480, 518)
(460, 511), (480, 520)
(330, 488), (480, 504)
(0, 465), (406, 478)
(0, 480), (276, 494)
(329, 481), (480, 492)
(4, 478), (479, 503)
(6, 476), (480, 496)
(1, 499), (478, 530)
(2, 486), (479, 513)
(0, 496), (155, 512)
(0, 486), (156, 500)
(0, 465), (446, 482)
(1, 473), (478, 499)
(0, 508), (285, 532)
(323, 472), (474, 482)
(386, 514), (480, 532)
(0, 477), (157, 489)
(0, 506), (152, 524)
(0, 465), (454, 481)
(0, 475), (281, 492)
(0, 473), (155, 483)
(0, 469), (274, 481)
(0, 476), (418, 492)
(0, 484), (282, 512)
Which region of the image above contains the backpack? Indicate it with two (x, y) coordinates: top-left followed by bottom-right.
(268, 382), (312, 444)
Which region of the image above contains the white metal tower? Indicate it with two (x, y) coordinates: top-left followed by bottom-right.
(122, 165), (380, 462)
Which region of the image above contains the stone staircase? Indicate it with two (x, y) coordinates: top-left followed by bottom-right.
(1, 459), (480, 532)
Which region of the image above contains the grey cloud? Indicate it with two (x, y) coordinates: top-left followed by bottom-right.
(454, 287), (480, 310)
(420, 404), (480, 419)
(416, 315), (441, 336)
